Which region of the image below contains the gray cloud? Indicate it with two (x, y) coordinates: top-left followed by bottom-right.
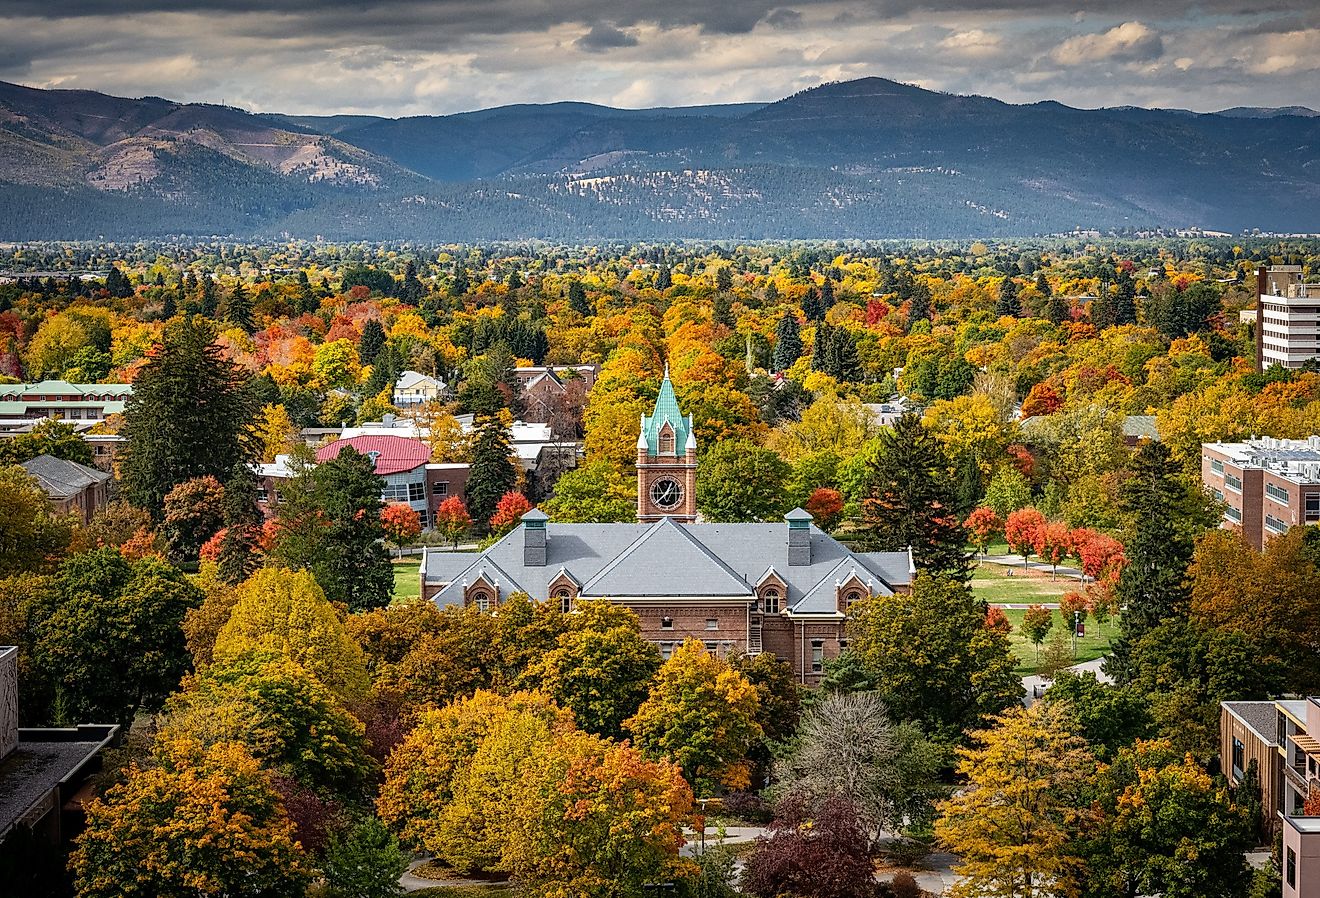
(764, 8), (803, 29)
(575, 22), (640, 52)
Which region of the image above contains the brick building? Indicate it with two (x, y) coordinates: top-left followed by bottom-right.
(19, 454), (111, 523)
(514, 365), (597, 426)
(420, 369), (913, 684)
(1202, 437), (1320, 549)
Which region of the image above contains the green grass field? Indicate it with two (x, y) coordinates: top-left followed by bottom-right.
(393, 559), (420, 602)
(970, 562), (1073, 604)
(998, 607), (1115, 677)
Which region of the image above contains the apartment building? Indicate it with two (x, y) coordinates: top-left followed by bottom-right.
(1221, 698), (1320, 898)
(1257, 265), (1320, 371)
(1202, 437), (1320, 549)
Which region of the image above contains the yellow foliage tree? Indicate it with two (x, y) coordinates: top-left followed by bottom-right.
(256, 403), (299, 463)
(212, 567), (369, 702)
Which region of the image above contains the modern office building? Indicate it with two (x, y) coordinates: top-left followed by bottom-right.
(1257, 265), (1320, 371)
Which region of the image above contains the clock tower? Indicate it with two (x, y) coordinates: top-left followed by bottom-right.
(637, 365), (698, 523)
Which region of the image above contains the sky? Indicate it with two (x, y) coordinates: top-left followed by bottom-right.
(1, 0), (1317, 116)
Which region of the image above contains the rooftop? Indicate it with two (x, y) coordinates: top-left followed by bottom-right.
(316, 434), (431, 476)
(1224, 701), (1279, 745)
(0, 731), (115, 839)
(20, 454), (111, 499)
(1205, 436), (1320, 483)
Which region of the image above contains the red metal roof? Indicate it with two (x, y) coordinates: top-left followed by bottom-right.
(316, 435), (430, 475)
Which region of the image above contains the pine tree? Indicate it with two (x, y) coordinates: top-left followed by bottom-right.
(399, 260), (425, 304)
(359, 319), (386, 366)
(811, 323), (834, 374)
(854, 413), (972, 580)
(819, 278), (835, 310)
(199, 273), (218, 318)
(104, 266), (133, 298)
(217, 461), (262, 586)
(161, 286), (178, 319)
(772, 313), (802, 372)
(829, 328), (861, 382)
(908, 281), (932, 325)
(1043, 287), (1070, 326)
(568, 281), (591, 316)
(802, 287), (823, 322)
(994, 277), (1021, 317)
(219, 282), (254, 332)
(363, 344), (402, 398)
(1112, 268), (1137, 326)
(119, 317), (257, 517)
(466, 415), (517, 531)
(655, 266), (672, 290)
(712, 293), (734, 328)
(716, 266), (733, 291)
(296, 271), (318, 314)
(450, 268), (470, 297)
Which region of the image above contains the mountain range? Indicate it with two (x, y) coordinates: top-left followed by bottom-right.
(1, 77), (1318, 240)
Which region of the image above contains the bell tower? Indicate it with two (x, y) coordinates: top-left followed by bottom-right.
(637, 365), (697, 523)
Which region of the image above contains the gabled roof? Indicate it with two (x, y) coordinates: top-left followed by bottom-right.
(315, 434), (430, 475)
(394, 370), (443, 391)
(20, 454), (110, 499)
(581, 517), (754, 598)
(791, 556), (893, 615)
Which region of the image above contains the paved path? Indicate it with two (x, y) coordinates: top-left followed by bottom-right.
(979, 554), (1086, 582)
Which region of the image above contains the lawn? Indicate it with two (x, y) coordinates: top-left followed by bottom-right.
(393, 559), (420, 602)
(970, 562), (1073, 605)
(998, 607), (1116, 677)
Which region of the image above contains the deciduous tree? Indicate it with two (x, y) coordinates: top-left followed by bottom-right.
(434, 496), (471, 548)
(696, 440), (792, 522)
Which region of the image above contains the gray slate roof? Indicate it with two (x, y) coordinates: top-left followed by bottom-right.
(1224, 700), (1279, 745)
(20, 454), (110, 499)
(423, 516), (913, 616)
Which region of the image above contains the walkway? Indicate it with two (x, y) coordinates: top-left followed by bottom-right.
(1022, 655), (1113, 707)
(979, 553), (1086, 582)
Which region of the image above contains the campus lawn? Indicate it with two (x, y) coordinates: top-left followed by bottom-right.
(998, 607), (1116, 678)
(969, 562), (1073, 605)
(392, 559), (420, 602)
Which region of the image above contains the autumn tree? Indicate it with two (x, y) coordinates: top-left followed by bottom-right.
(1034, 520), (1073, 579)
(381, 503), (422, 557)
(213, 567), (370, 703)
(217, 461), (264, 585)
(804, 487), (844, 531)
(534, 600), (660, 740)
(1039, 671), (1153, 760)
(0, 417), (93, 466)
(70, 737), (309, 898)
(935, 703), (1096, 898)
(0, 464), (73, 575)
(1021, 604), (1054, 660)
(849, 575), (1022, 740)
(489, 490), (533, 535)
(983, 466), (1033, 520)
(743, 796), (876, 898)
(159, 476), (227, 563)
(542, 460), (635, 523)
(434, 496), (472, 548)
(625, 640), (762, 795)
(696, 440), (792, 522)
(854, 413), (971, 580)
(965, 506), (1002, 556)
(120, 316), (257, 515)
(1005, 507), (1046, 568)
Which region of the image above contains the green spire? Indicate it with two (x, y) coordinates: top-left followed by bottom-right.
(641, 364), (692, 456)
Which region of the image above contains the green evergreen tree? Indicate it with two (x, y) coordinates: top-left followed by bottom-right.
(811, 322), (834, 373)
(359, 319), (386, 366)
(161, 285), (178, 319)
(854, 413), (971, 580)
(218, 282), (254, 332)
(466, 415), (517, 530)
(296, 270), (318, 314)
(994, 276), (1021, 317)
(655, 266), (672, 290)
(199, 272), (218, 317)
(829, 328), (861, 382)
(772, 313), (803, 372)
(1112, 268), (1138, 326)
(217, 461), (263, 586)
(119, 317), (257, 517)
(907, 281), (932, 325)
(568, 280), (591, 316)
(449, 268), (470, 297)
(399, 260), (426, 304)
(104, 266), (133, 298)
(716, 266), (734, 292)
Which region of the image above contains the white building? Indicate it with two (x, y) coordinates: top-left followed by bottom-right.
(392, 370), (446, 408)
(1257, 265), (1320, 371)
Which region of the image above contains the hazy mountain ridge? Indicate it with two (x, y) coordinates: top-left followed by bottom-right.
(0, 77), (1317, 239)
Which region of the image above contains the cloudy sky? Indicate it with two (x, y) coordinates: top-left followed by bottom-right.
(2, 0), (1317, 116)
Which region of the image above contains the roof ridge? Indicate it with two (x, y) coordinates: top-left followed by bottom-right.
(580, 517), (752, 596)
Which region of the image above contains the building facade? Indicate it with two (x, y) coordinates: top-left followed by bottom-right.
(420, 370), (914, 684)
(19, 454), (111, 523)
(0, 380), (132, 431)
(1257, 265), (1320, 372)
(1202, 437), (1320, 549)
(515, 365), (597, 427)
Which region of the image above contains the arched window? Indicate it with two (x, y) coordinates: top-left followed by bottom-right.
(471, 590), (492, 612)
(555, 588), (573, 614)
(762, 589), (780, 614)
(844, 590), (864, 612)
(659, 428), (675, 455)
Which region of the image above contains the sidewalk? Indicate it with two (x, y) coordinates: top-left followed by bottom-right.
(978, 553), (1086, 582)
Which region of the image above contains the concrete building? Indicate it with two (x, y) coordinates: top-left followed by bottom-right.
(421, 369), (914, 684)
(1202, 437), (1320, 549)
(1257, 265), (1320, 371)
(19, 454), (111, 523)
(0, 646), (119, 861)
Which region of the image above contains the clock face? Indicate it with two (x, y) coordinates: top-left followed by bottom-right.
(649, 477), (683, 510)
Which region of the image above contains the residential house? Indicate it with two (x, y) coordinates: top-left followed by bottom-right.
(0, 381), (132, 432)
(392, 370), (447, 408)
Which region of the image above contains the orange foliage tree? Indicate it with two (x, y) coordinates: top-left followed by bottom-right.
(489, 491), (533, 536)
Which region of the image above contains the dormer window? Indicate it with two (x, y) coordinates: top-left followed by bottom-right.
(844, 590), (864, 612)
(762, 589), (780, 614)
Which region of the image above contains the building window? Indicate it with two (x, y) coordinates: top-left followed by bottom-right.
(659, 430), (675, 454)
(845, 590), (864, 610)
(705, 619), (718, 631)
(408, 481), (426, 502)
(472, 591), (491, 612)
(661, 616), (673, 630)
(432, 481), (449, 496)
(762, 589), (780, 614)
(1210, 458), (1224, 474)
(659, 642), (674, 660)
(1265, 514), (1288, 535)
(1232, 737), (1244, 778)
(1224, 473), (1243, 493)
(1267, 482), (1290, 503)
(418, 509), (429, 528)
(810, 640), (824, 673)
(1225, 505), (1242, 523)
(257, 488), (269, 503)
(555, 589), (573, 614)
(703, 641), (718, 654)
(1213, 489), (1224, 502)
(1307, 494), (1320, 522)
(1288, 847), (1296, 888)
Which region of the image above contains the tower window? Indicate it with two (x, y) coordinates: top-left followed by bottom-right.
(659, 429), (675, 454)
(555, 588), (573, 614)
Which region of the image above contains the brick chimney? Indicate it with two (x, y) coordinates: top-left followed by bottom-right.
(785, 507), (813, 565)
(522, 508), (548, 566)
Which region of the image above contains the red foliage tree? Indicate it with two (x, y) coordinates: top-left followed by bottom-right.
(984, 605), (1011, 635)
(434, 496), (471, 549)
(488, 491), (533, 536)
(1004, 507), (1046, 567)
(199, 527), (226, 563)
(380, 503), (422, 556)
(1033, 520), (1074, 579)
(805, 488), (845, 531)
(1019, 381), (1063, 418)
(964, 506), (1002, 556)
(1059, 591), (1090, 631)
(743, 796), (876, 898)
(1073, 530), (1126, 581)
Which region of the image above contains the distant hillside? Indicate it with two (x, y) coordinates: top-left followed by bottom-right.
(1216, 106), (1319, 119)
(0, 77), (1317, 239)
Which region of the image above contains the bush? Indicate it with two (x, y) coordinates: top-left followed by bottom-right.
(721, 791), (772, 824)
(884, 836), (931, 867)
(890, 872), (922, 898)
